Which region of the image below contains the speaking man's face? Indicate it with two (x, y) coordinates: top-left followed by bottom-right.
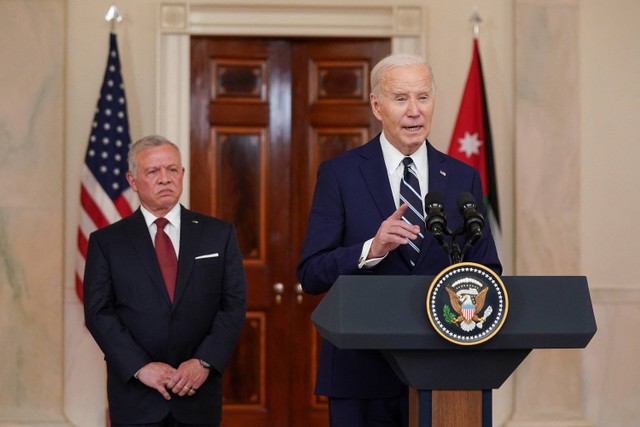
(370, 63), (435, 156)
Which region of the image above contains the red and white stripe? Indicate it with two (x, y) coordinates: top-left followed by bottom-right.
(76, 164), (137, 301)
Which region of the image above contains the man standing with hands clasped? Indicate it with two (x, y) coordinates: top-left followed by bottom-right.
(297, 54), (501, 426)
(84, 135), (247, 427)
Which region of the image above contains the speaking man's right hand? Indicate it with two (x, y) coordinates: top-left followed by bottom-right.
(369, 203), (420, 259)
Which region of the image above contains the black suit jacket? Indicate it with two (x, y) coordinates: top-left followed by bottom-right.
(84, 206), (246, 424)
(297, 136), (501, 398)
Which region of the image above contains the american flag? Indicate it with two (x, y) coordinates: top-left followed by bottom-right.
(76, 33), (137, 301)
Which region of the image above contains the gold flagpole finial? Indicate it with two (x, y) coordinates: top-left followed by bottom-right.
(470, 6), (482, 39)
(105, 3), (123, 32)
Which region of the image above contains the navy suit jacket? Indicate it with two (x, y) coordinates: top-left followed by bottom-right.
(297, 136), (501, 398)
(84, 206), (246, 424)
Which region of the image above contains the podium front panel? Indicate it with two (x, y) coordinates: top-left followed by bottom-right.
(312, 275), (596, 351)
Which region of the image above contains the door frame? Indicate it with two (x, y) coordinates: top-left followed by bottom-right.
(156, 0), (427, 204)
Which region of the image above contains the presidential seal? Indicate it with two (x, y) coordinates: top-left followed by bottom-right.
(426, 262), (508, 346)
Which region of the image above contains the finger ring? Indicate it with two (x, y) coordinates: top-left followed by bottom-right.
(190, 386), (197, 391)
(183, 385), (190, 391)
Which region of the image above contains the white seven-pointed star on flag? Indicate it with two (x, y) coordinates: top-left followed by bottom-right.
(457, 131), (483, 159)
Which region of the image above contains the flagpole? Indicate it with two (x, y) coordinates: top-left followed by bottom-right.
(470, 6), (482, 39)
(105, 3), (122, 32)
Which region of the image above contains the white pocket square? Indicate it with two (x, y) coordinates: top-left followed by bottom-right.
(195, 253), (219, 260)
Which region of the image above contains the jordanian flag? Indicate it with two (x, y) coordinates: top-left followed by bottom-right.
(448, 38), (501, 255)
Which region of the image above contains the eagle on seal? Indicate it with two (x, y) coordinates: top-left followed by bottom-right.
(445, 286), (491, 332)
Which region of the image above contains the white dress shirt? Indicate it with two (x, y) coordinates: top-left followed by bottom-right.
(140, 203), (182, 257)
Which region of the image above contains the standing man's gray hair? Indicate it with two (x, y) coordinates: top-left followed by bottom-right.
(127, 135), (181, 177)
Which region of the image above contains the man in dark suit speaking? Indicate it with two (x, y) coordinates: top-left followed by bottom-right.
(297, 54), (502, 426)
(84, 135), (246, 427)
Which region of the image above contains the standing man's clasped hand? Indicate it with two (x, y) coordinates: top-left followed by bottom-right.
(135, 362), (177, 401)
(368, 204), (421, 259)
(137, 359), (211, 400)
(166, 358), (210, 398)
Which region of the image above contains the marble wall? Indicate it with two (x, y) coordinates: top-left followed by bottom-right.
(508, 3), (588, 425)
(0, 0), (69, 425)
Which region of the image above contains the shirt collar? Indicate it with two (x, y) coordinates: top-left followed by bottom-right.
(140, 203), (182, 229)
(379, 131), (428, 177)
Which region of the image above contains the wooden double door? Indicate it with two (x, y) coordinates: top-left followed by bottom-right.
(190, 37), (390, 427)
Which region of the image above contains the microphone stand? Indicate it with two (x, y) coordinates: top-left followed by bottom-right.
(432, 226), (461, 265)
(443, 225), (481, 264)
(450, 240), (462, 264)
(460, 231), (481, 261)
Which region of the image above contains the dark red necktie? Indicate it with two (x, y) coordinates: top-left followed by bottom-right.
(154, 217), (177, 302)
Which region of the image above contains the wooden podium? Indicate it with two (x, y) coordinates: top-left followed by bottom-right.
(312, 275), (597, 427)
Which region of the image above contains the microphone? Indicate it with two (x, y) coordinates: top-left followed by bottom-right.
(457, 192), (484, 243)
(424, 192), (456, 264)
(424, 192), (447, 237)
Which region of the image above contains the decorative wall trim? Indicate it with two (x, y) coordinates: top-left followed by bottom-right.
(159, 1), (426, 37)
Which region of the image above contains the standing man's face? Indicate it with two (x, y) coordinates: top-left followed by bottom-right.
(370, 63), (435, 156)
(126, 144), (185, 217)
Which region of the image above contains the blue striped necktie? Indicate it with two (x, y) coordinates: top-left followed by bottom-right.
(399, 157), (425, 266)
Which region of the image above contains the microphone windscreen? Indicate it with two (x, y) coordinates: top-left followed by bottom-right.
(456, 191), (476, 210)
(425, 191), (444, 206)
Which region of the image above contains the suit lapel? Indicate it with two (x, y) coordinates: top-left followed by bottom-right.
(358, 137), (396, 220)
(359, 137), (417, 269)
(426, 141), (450, 197)
(172, 206), (201, 306)
(124, 209), (173, 305)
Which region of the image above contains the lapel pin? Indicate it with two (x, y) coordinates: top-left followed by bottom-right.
(192, 219), (199, 224)
(440, 170), (447, 176)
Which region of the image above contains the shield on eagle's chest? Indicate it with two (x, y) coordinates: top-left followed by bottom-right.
(462, 302), (475, 321)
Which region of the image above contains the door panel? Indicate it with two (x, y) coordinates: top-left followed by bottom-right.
(191, 37), (291, 427)
(190, 36), (390, 427)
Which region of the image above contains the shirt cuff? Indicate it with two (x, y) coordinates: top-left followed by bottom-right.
(358, 238), (386, 269)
